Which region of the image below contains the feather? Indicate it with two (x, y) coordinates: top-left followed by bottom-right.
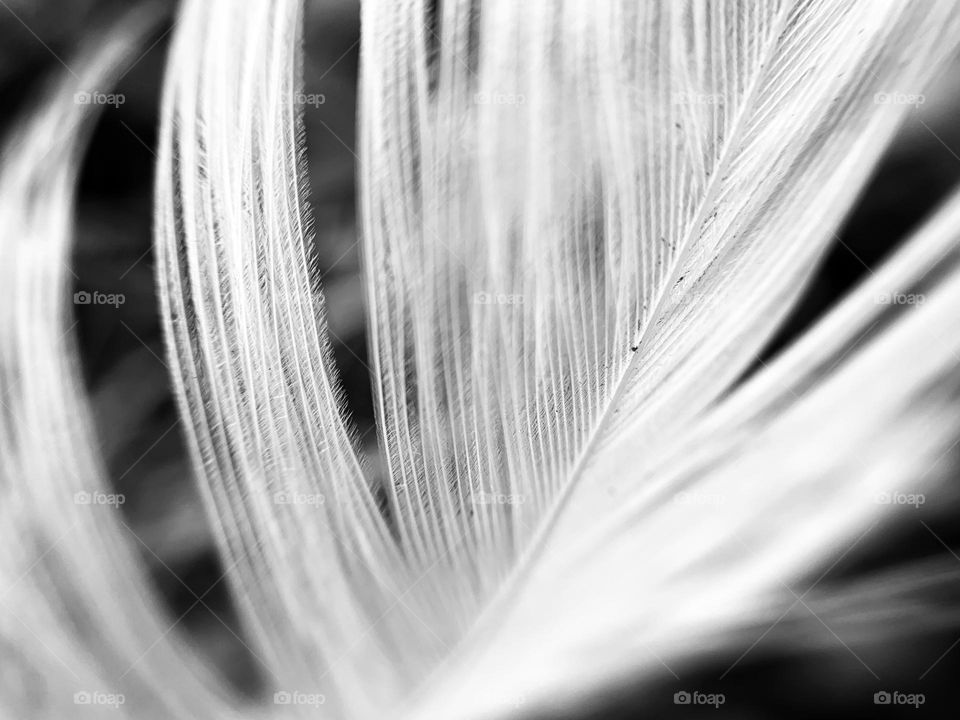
(156, 1), (413, 715)
(0, 7), (239, 720)
(355, 1), (960, 716)
(4, 0), (960, 719)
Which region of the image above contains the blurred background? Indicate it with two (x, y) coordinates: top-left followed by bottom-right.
(2, 0), (960, 717)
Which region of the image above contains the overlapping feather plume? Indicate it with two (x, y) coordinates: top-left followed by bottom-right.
(3, 1), (960, 718)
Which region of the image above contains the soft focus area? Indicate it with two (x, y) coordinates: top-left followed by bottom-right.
(3, 1), (960, 716)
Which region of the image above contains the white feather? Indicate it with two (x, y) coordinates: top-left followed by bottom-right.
(0, 8), (240, 720)
(3, 1), (960, 719)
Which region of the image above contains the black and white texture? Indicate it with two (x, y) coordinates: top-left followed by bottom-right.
(2, 1), (960, 718)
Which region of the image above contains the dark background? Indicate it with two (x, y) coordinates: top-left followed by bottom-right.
(2, 1), (960, 717)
